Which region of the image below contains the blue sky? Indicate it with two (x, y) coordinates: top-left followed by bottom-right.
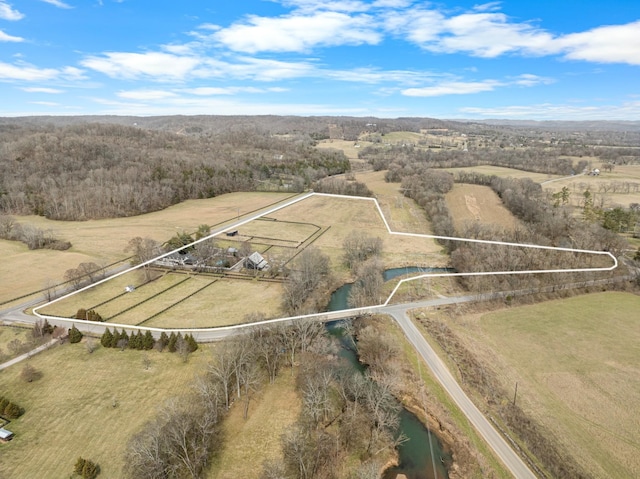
(1, 0), (639, 119)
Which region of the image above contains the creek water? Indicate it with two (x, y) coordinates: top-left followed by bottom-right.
(326, 266), (452, 479)
(327, 267), (454, 312)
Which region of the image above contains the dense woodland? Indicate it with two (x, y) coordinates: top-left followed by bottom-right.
(0, 122), (348, 220)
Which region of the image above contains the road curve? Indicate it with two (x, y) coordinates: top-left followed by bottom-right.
(386, 306), (537, 479)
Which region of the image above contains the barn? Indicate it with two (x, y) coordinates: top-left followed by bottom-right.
(245, 252), (269, 270)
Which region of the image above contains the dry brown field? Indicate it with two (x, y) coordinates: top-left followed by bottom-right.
(0, 341), (211, 479)
(445, 184), (521, 232)
(34, 193), (448, 328)
(448, 292), (640, 478)
(355, 170), (435, 235)
(208, 372), (301, 479)
(443, 165), (559, 183)
(543, 165), (640, 208)
(41, 272), (284, 328)
(316, 139), (372, 159)
(267, 194), (447, 278)
(0, 192), (293, 304)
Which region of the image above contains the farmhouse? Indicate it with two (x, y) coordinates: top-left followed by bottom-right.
(245, 251), (269, 270)
(0, 428), (14, 443)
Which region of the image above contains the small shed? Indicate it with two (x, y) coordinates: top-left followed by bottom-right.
(226, 230), (239, 237)
(0, 428), (14, 443)
(124, 285), (135, 293)
(246, 252), (269, 270)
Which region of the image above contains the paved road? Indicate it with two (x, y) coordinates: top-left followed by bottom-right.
(385, 305), (537, 479)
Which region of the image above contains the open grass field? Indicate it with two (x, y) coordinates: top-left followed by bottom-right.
(41, 272), (285, 328)
(315, 139), (372, 159)
(267, 194), (447, 278)
(543, 165), (640, 208)
(443, 165), (559, 183)
(450, 292), (640, 478)
(208, 371), (301, 479)
(0, 325), (31, 360)
(445, 184), (521, 232)
(0, 341), (211, 479)
(355, 170), (435, 235)
(0, 192), (293, 304)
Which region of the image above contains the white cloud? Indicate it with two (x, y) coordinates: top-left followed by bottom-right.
(0, 1), (23, 20)
(513, 74), (555, 87)
(182, 86), (287, 96)
(0, 30), (23, 42)
(213, 11), (381, 53)
(403, 80), (502, 97)
(89, 94), (373, 117)
(387, 6), (640, 65)
(81, 52), (200, 80)
(472, 2), (502, 12)
(30, 101), (59, 106)
(390, 9), (556, 58)
(0, 61), (84, 81)
(557, 21), (640, 65)
(196, 57), (317, 81)
(458, 101), (640, 120)
(41, 0), (73, 9)
(116, 89), (177, 100)
(21, 87), (64, 93)
(275, 1), (369, 13)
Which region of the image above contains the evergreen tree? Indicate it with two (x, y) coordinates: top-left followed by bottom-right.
(185, 334), (198, 353)
(120, 330), (129, 344)
(42, 319), (54, 335)
(100, 328), (113, 348)
(110, 329), (120, 348)
(69, 325), (83, 343)
(129, 331), (141, 350)
(167, 332), (177, 352)
(157, 331), (169, 351)
(143, 330), (155, 350)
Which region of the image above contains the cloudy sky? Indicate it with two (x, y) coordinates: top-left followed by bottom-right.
(1, 0), (639, 119)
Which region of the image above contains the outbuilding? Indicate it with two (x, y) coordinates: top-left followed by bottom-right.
(0, 428), (14, 443)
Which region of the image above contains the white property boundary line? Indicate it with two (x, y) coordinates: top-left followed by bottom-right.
(33, 192), (618, 334)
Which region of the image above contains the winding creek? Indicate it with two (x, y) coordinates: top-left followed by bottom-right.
(326, 267), (453, 479)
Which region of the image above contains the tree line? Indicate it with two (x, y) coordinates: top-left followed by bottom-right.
(386, 165), (627, 292)
(0, 123), (349, 220)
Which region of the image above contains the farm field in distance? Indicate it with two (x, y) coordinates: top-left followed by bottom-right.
(447, 292), (640, 479)
(543, 164), (640, 208)
(442, 165), (560, 183)
(0, 192), (293, 305)
(445, 183), (522, 232)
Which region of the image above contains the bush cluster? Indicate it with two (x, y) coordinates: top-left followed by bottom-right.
(74, 309), (104, 322)
(74, 457), (100, 479)
(0, 395), (25, 419)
